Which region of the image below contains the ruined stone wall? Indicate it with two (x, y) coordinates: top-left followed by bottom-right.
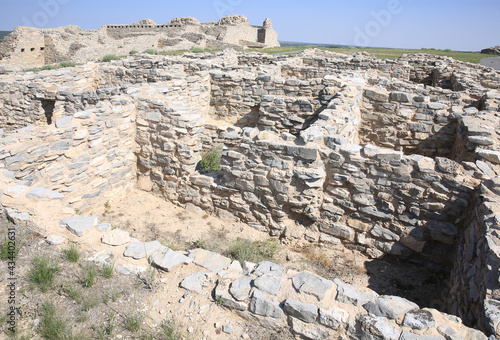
(0, 64), (100, 130)
(0, 97), (136, 211)
(1, 51), (500, 337)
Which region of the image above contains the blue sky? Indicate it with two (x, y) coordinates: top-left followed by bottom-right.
(0, 0), (498, 51)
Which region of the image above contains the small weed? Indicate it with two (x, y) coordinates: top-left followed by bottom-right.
(80, 263), (98, 287)
(123, 311), (144, 333)
(190, 46), (204, 53)
(111, 290), (121, 302)
(102, 262), (114, 279)
(199, 144), (223, 173)
(40, 301), (73, 339)
(158, 318), (183, 339)
(97, 313), (117, 338)
(62, 242), (80, 263)
(0, 226), (24, 261)
(129, 50), (139, 55)
(215, 295), (225, 307)
(61, 282), (81, 301)
(28, 256), (59, 292)
(139, 261), (157, 290)
(164, 239), (180, 251)
(76, 312), (88, 323)
(104, 200), (111, 214)
(102, 294), (109, 304)
(81, 295), (99, 311)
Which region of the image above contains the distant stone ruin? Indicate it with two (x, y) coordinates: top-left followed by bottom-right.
(0, 15), (279, 68)
(1, 48), (500, 338)
(482, 46), (500, 55)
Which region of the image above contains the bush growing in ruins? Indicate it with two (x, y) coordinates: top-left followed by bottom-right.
(28, 256), (60, 292)
(129, 50), (139, 55)
(227, 239), (280, 264)
(143, 49), (160, 55)
(101, 54), (122, 62)
(200, 145), (223, 173)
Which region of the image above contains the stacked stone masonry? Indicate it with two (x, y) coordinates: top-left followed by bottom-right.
(1, 49), (500, 338)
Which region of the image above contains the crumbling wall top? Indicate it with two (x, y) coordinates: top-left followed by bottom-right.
(133, 18), (157, 26)
(218, 15), (249, 26)
(169, 17), (201, 26)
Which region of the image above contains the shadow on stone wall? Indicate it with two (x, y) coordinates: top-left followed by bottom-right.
(364, 254), (449, 311)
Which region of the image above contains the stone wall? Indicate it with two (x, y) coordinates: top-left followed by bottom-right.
(1, 50), (500, 336)
(0, 92), (136, 212)
(0, 15), (280, 69)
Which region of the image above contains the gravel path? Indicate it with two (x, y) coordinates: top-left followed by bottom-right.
(480, 56), (500, 71)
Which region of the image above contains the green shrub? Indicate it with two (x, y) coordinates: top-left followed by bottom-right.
(40, 302), (73, 339)
(28, 256), (59, 292)
(227, 238), (279, 264)
(129, 50), (139, 55)
(41, 65), (57, 71)
(158, 319), (183, 339)
(80, 263), (98, 287)
(190, 47), (204, 53)
(102, 262), (114, 279)
(81, 295), (99, 311)
(58, 61), (76, 68)
(200, 145), (223, 173)
(124, 312), (143, 332)
(0, 229), (23, 261)
(101, 54), (121, 62)
(61, 282), (81, 301)
(143, 49), (159, 55)
(62, 242), (80, 263)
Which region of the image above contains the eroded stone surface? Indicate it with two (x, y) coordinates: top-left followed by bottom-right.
(149, 248), (193, 272)
(60, 216), (98, 237)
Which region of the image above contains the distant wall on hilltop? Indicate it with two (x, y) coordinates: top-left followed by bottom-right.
(0, 15), (279, 68)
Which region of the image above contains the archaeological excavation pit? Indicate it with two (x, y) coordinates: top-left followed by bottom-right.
(1, 49), (500, 339)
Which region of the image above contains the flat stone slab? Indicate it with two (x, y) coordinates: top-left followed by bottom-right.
(363, 295), (419, 319)
(254, 273), (281, 296)
(188, 248), (232, 272)
(292, 272), (333, 300)
(116, 263), (147, 276)
(215, 280), (247, 311)
(87, 249), (113, 266)
(101, 229), (130, 246)
(124, 241), (165, 259)
(26, 187), (65, 201)
(180, 272), (210, 295)
(249, 289), (283, 319)
(283, 298), (318, 323)
(334, 278), (378, 306)
(218, 260), (244, 280)
(46, 235), (66, 245)
(254, 261), (284, 277)
(4, 185), (27, 199)
(60, 216), (98, 237)
(95, 223), (112, 231)
(149, 247), (193, 272)
(229, 276), (253, 301)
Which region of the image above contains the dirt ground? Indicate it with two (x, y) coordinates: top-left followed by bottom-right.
(0, 189), (449, 339)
